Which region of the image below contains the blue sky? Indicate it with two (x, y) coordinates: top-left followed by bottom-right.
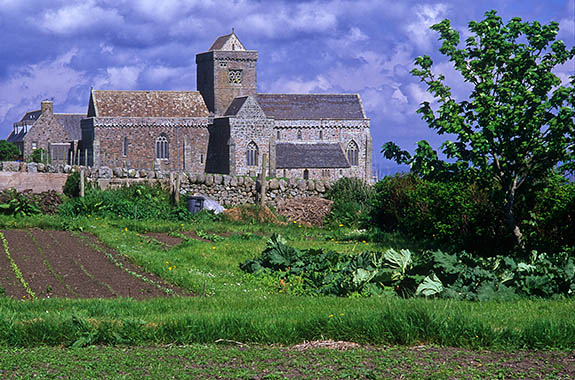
(0, 0), (573, 175)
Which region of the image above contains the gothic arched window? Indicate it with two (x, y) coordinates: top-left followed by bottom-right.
(297, 130), (302, 140)
(346, 140), (359, 166)
(246, 141), (258, 167)
(156, 135), (169, 159)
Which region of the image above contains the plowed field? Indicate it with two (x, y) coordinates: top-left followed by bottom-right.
(0, 229), (185, 299)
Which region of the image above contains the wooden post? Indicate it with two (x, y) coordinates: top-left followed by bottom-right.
(80, 169), (85, 197)
(259, 153), (267, 207)
(175, 173), (181, 204)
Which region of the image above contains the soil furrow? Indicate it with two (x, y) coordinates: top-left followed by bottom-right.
(2, 230), (75, 298)
(0, 232), (28, 299)
(29, 229), (115, 298)
(78, 232), (186, 296)
(49, 230), (172, 298)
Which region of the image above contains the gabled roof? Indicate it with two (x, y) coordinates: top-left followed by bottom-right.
(255, 94), (366, 120)
(276, 143), (351, 169)
(209, 31), (246, 51)
(18, 110), (41, 124)
(6, 129), (25, 143)
(89, 90), (209, 118)
(55, 114), (86, 140)
(224, 97), (248, 116)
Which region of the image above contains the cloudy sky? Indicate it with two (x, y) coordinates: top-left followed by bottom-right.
(0, 0), (573, 174)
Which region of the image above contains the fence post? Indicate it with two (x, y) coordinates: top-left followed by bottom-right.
(259, 153), (267, 207)
(80, 169), (85, 197)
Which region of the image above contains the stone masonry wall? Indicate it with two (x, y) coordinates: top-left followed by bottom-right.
(0, 161), (333, 208)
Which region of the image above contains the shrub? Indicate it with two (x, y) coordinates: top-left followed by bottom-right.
(372, 174), (507, 255)
(58, 184), (188, 221)
(0, 140), (19, 161)
(30, 148), (47, 164)
(63, 172), (80, 198)
(325, 177), (375, 227)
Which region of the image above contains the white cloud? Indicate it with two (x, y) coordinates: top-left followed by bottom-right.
(94, 66), (142, 90)
(405, 3), (449, 50)
(0, 50), (87, 128)
(265, 75), (331, 94)
(38, 1), (123, 34)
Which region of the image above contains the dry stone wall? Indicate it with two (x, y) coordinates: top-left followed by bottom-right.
(0, 161), (332, 207)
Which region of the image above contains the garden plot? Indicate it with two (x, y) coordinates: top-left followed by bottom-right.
(0, 229), (185, 299)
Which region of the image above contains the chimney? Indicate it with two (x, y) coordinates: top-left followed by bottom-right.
(41, 101), (53, 115)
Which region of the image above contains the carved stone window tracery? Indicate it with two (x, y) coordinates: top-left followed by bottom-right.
(246, 141), (258, 167)
(347, 140), (359, 166)
(228, 69), (243, 84)
(156, 135), (169, 160)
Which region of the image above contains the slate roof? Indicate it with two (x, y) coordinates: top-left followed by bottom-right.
(276, 143), (350, 169)
(6, 129), (24, 143)
(91, 90), (209, 118)
(255, 94), (366, 120)
(18, 110), (41, 123)
(209, 33), (233, 50)
(224, 97), (248, 116)
(55, 114), (86, 140)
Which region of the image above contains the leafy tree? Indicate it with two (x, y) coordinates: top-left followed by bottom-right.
(383, 11), (575, 249)
(0, 140), (19, 161)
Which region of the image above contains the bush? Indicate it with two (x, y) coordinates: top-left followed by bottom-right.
(325, 177), (375, 227)
(372, 174), (508, 255)
(30, 148), (47, 164)
(0, 140), (19, 161)
(58, 184), (190, 221)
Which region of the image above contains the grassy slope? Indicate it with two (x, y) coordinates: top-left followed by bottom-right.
(0, 215), (575, 349)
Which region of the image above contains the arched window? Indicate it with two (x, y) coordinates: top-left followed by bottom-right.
(156, 135), (169, 159)
(319, 130), (323, 140)
(303, 169), (309, 180)
(246, 141), (258, 167)
(297, 130), (302, 140)
(346, 140), (359, 166)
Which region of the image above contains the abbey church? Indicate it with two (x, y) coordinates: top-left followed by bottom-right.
(8, 32), (372, 181)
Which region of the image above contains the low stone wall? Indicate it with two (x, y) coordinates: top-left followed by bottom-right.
(0, 161), (332, 207)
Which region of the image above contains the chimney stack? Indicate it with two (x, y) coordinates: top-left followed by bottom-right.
(41, 100), (53, 115)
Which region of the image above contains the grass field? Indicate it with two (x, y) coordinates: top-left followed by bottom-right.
(1, 214), (574, 378)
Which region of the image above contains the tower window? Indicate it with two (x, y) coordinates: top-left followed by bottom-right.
(246, 141), (258, 167)
(277, 130), (280, 140)
(156, 135), (169, 159)
(297, 130), (302, 140)
(346, 140), (359, 166)
(319, 130), (323, 140)
(228, 69), (242, 84)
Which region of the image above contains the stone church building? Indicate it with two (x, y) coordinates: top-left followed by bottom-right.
(10, 32), (373, 181)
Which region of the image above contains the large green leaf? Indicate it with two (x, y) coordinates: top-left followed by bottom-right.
(416, 273), (444, 297)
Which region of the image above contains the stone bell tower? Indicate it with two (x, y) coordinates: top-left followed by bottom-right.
(196, 30), (258, 115)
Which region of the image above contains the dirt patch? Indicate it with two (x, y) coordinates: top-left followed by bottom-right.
(277, 197), (333, 226)
(223, 205), (280, 224)
(144, 233), (184, 248)
(0, 229), (188, 299)
(291, 340), (361, 351)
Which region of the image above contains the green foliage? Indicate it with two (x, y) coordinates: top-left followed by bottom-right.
(0, 140), (19, 161)
(383, 11), (575, 249)
(372, 174), (508, 255)
(428, 248), (575, 301)
(240, 234), (419, 297)
(58, 184), (191, 222)
(325, 177), (375, 227)
(63, 172), (85, 198)
(0, 190), (42, 217)
(30, 148), (47, 164)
